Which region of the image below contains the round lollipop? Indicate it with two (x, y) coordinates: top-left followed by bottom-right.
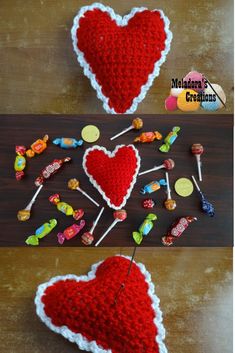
(191, 175), (215, 217)
(110, 118), (143, 141)
(17, 185), (43, 221)
(164, 172), (176, 210)
(95, 210), (127, 246)
(68, 178), (100, 207)
(81, 207), (105, 245)
(191, 143), (204, 182)
(139, 159), (175, 176)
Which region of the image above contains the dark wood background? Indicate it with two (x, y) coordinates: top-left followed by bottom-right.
(0, 114), (233, 246)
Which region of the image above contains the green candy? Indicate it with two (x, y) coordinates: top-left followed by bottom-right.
(25, 219), (57, 245)
(133, 213), (157, 245)
(159, 126), (180, 153)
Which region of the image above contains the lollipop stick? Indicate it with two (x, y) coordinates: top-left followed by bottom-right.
(78, 187), (100, 207)
(139, 164), (164, 176)
(95, 219), (118, 246)
(25, 185), (43, 210)
(165, 172), (171, 199)
(195, 155), (202, 182)
(110, 126), (133, 141)
(90, 207), (104, 234)
(191, 175), (201, 192)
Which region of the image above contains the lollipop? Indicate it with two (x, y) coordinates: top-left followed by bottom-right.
(191, 143), (203, 181)
(139, 159), (175, 176)
(17, 185), (43, 221)
(110, 118), (143, 141)
(68, 178), (100, 207)
(35, 157), (71, 186)
(191, 175), (215, 217)
(81, 207), (105, 245)
(95, 210), (127, 246)
(49, 193), (84, 220)
(164, 172), (176, 210)
(162, 216), (197, 246)
(57, 220), (85, 245)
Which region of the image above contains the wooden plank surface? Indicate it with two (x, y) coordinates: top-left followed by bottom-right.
(0, 0), (233, 114)
(0, 114), (233, 246)
(0, 247), (232, 353)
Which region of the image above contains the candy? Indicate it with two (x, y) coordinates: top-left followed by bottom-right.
(191, 176), (215, 217)
(164, 172), (176, 210)
(53, 137), (83, 149)
(132, 213), (157, 245)
(139, 159), (175, 176)
(174, 178), (194, 197)
(49, 193), (84, 220)
(142, 198), (155, 209)
(81, 207), (104, 245)
(191, 143), (204, 181)
(177, 89), (200, 112)
(159, 126), (180, 153)
(17, 185), (43, 221)
(57, 220), (85, 244)
(26, 135), (49, 158)
(81, 125), (100, 143)
(110, 118), (143, 141)
(162, 216), (197, 246)
(25, 219), (57, 245)
(141, 179), (167, 195)
(95, 209), (127, 246)
(134, 131), (162, 143)
(14, 146), (27, 180)
(165, 96), (178, 111)
(183, 71), (205, 93)
(35, 157), (71, 186)
(68, 178), (100, 207)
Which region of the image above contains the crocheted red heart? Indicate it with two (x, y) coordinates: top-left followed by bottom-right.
(71, 3), (172, 114)
(83, 145), (141, 209)
(35, 255), (167, 353)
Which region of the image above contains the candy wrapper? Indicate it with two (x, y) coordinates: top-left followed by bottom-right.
(162, 216), (197, 246)
(26, 135), (49, 158)
(49, 193), (84, 220)
(25, 219), (57, 245)
(53, 137), (83, 149)
(141, 179), (167, 194)
(35, 157), (71, 186)
(57, 220), (85, 244)
(159, 127), (180, 153)
(14, 146), (27, 180)
(134, 131), (162, 143)
(133, 213), (157, 244)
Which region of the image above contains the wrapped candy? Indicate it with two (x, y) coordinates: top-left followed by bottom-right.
(53, 137), (83, 149)
(14, 146), (27, 180)
(57, 220), (85, 244)
(162, 216), (197, 246)
(139, 159), (175, 176)
(17, 185), (43, 221)
(49, 193), (84, 220)
(68, 178), (100, 207)
(35, 157), (71, 186)
(25, 219), (57, 245)
(26, 134), (49, 158)
(110, 118), (143, 140)
(159, 127), (180, 153)
(191, 175), (215, 217)
(81, 207), (104, 245)
(141, 179), (167, 195)
(134, 131), (162, 143)
(142, 198), (155, 209)
(133, 213), (157, 245)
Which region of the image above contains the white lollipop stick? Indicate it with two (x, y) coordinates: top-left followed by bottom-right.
(195, 155), (202, 182)
(191, 175), (201, 192)
(165, 172), (171, 199)
(25, 185), (43, 211)
(95, 219), (120, 246)
(139, 164), (165, 176)
(110, 126), (133, 141)
(90, 207), (104, 234)
(77, 187), (100, 207)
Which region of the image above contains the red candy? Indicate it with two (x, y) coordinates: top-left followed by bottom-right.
(142, 199), (155, 209)
(162, 216), (197, 246)
(35, 157), (71, 186)
(191, 143), (204, 155)
(81, 232), (94, 245)
(163, 159), (175, 170)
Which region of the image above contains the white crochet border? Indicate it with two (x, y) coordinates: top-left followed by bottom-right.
(35, 255), (168, 353)
(71, 3), (173, 114)
(82, 144), (141, 210)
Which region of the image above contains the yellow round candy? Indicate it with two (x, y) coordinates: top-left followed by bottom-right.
(81, 125), (100, 143)
(174, 178), (194, 197)
(177, 89), (200, 112)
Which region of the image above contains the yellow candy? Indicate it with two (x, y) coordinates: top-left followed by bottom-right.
(81, 125), (100, 143)
(177, 89), (200, 112)
(14, 155), (26, 171)
(175, 178), (194, 197)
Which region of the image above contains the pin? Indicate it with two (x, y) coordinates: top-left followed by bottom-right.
(191, 175), (215, 217)
(17, 185), (43, 221)
(191, 144), (203, 181)
(110, 118), (143, 141)
(68, 178), (100, 207)
(95, 210), (127, 246)
(164, 172), (176, 210)
(139, 159), (175, 176)
(81, 207), (105, 245)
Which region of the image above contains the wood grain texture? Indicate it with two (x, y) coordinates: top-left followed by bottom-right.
(0, 114), (233, 246)
(0, 0), (233, 114)
(0, 247), (232, 353)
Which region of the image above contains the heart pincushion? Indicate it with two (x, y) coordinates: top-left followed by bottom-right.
(35, 255), (167, 353)
(71, 3), (172, 114)
(82, 145), (141, 210)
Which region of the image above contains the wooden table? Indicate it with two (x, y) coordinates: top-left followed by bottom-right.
(0, 0), (233, 114)
(0, 247), (232, 353)
(0, 114), (233, 246)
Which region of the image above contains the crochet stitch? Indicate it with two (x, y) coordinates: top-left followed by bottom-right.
(35, 255), (167, 353)
(71, 3), (172, 114)
(82, 145), (141, 209)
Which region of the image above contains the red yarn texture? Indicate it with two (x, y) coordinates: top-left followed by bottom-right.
(42, 256), (160, 353)
(84, 146), (139, 208)
(76, 9), (167, 113)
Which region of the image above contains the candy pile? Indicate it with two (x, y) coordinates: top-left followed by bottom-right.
(15, 120), (215, 247)
(165, 70), (226, 112)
